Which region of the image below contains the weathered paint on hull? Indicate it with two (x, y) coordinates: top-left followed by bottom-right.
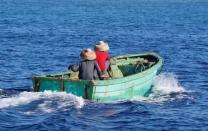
(91, 71), (156, 101)
(32, 75), (154, 102)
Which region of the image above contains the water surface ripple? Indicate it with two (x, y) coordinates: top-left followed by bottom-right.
(0, 0), (208, 130)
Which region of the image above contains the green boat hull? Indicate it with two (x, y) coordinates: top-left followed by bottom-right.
(32, 52), (163, 102)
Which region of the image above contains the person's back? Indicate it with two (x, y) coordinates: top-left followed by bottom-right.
(79, 60), (101, 80)
(68, 48), (102, 80)
(94, 41), (110, 72)
(95, 50), (110, 71)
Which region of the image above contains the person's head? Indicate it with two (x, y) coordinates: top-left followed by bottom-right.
(95, 41), (109, 52)
(80, 48), (96, 60)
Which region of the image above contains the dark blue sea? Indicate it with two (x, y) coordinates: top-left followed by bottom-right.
(0, 0), (208, 130)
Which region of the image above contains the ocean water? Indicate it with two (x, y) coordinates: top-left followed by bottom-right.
(0, 0), (208, 130)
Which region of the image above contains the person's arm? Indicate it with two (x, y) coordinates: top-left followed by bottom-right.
(68, 64), (80, 72)
(106, 53), (110, 60)
(94, 61), (102, 78)
(105, 53), (111, 71)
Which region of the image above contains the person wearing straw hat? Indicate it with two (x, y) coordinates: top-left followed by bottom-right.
(68, 48), (103, 80)
(94, 41), (110, 75)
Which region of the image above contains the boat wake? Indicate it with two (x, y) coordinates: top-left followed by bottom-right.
(132, 72), (192, 103)
(0, 91), (85, 114)
(152, 72), (185, 95)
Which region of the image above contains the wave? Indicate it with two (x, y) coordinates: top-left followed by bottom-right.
(0, 91), (85, 112)
(152, 72), (185, 94)
(132, 72), (190, 103)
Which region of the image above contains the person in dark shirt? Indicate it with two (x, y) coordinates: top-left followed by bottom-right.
(68, 48), (103, 80)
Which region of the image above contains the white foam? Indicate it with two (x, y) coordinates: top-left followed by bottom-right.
(152, 72), (185, 94)
(0, 92), (40, 108)
(37, 101), (55, 113)
(0, 91), (85, 111)
(131, 72), (189, 103)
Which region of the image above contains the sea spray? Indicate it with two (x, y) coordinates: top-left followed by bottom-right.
(132, 73), (188, 103)
(0, 91), (85, 111)
(152, 72), (185, 95)
(0, 92), (40, 108)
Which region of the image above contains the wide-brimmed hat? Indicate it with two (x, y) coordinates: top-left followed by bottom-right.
(80, 48), (96, 60)
(95, 41), (109, 51)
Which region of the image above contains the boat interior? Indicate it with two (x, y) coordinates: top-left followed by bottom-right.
(46, 54), (159, 80)
(108, 54), (159, 78)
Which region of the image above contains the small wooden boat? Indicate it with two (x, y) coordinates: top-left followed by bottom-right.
(32, 52), (163, 102)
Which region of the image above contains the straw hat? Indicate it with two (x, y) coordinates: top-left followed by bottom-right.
(95, 41), (109, 51)
(80, 48), (96, 60)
